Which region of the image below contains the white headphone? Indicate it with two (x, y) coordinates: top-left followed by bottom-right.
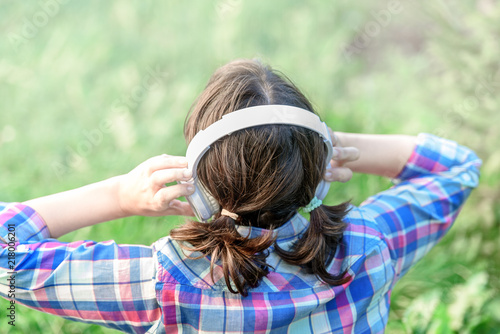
(181, 104), (334, 221)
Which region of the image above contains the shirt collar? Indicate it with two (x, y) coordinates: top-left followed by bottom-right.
(235, 213), (310, 241)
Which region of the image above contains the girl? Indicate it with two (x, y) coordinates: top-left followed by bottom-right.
(0, 59), (481, 333)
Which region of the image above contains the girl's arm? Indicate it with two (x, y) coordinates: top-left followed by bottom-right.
(24, 154), (195, 238)
(333, 132), (417, 178)
(323, 131), (417, 183)
(341, 133), (482, 282)
(0, 202), (161, 333)
(0, 154), (196, 332)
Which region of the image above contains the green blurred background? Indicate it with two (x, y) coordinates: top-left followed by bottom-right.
(1, 0), (499, 333)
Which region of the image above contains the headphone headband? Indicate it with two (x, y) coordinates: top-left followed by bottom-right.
(186, 105), (332, 180)
(182, 104), (333, 221)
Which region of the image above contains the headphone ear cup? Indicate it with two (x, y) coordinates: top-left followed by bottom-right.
(206, 193), (219, 216)
(314, 161), (332, 200)
(315, 180), (331, 200)
(193, 179), (220, 221)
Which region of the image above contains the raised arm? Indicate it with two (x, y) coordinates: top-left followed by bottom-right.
(0, 154), (196, 333)
(334, 132), (417, 178)
(24, 154), (195, 238)
(323, 131), (417, 183)
(345, 133), (481, 280)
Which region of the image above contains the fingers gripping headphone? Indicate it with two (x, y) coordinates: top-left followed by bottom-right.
(181, 105), (334, 221)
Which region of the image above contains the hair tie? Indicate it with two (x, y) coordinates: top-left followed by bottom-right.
(221, 209), (239, 220)
(303, 196), (322, 213)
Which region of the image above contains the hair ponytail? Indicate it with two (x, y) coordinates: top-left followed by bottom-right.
(275, 203), (351, 285)
(170, 215), (276, 296)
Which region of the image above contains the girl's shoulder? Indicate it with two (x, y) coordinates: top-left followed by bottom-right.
(343, 206), (386, 252)
(152, 235), (222, 289)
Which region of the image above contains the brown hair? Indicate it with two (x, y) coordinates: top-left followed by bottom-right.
(170, 59), (350, 296)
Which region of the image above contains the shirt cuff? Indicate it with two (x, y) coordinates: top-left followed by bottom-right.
(0, 202), (50, 243)
(393, 133), (478, 183)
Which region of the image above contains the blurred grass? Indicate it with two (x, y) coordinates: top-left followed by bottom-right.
(1, 0), (499, 333)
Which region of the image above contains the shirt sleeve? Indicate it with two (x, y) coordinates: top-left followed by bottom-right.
(358, 134), (482, 283)
(0, 202), (160, 334)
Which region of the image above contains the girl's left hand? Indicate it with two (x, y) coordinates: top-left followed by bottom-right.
(324, 128), (360, 183)
(117, 154), (196, 217)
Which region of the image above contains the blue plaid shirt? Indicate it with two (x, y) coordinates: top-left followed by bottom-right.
(0, 134), (481, 333)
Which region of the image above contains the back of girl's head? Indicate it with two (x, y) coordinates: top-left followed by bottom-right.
(171, 59), (350, 296)
(185, 59), (326, 227)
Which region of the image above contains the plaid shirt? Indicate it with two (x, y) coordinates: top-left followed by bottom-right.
(0, 134), (481, 333)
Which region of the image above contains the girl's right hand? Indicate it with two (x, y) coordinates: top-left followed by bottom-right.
(117, 154), (196, 217)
